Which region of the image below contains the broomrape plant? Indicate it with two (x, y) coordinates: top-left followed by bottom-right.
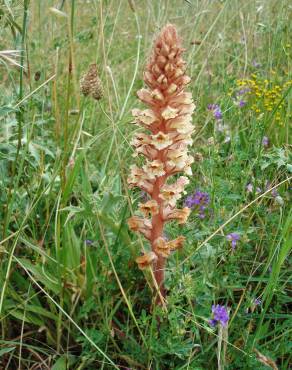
(127, 24), (195, 304)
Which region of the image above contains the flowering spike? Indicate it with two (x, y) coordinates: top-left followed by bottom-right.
(127, 24), (195, 305)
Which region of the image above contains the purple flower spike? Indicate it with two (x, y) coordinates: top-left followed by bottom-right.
(185, 190), (210, 218)
(238, 100), (246, 108)
(210, 305), (229, 327)
(226, 233), (240, 249)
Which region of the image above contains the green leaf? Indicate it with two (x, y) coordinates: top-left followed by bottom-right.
(18, 258), (61, 294)
(9, 310), (44, 326)
(0, 105), (17, 117)
(62, 224), (81, 271)
(0, 347), (16, 357)
(51, 355), (77, 370)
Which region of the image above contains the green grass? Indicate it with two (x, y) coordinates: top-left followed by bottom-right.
(0, 0), (291, 369)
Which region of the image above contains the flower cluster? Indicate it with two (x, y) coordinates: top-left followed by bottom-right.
(230, 75), (292, 125)
(185, 190), (210, 218)
(127, 25), (195, 301)
(209, 305), (229, 327)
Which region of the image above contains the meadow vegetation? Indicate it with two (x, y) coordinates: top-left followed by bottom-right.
(0, 0), (291, 369)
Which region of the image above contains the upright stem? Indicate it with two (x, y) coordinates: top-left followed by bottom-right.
(153, 256), (166, 304)
(15, 0), (29, 161)
(150, 170), (167, 304)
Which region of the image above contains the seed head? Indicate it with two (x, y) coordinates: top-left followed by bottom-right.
(80, 63), (103, 100)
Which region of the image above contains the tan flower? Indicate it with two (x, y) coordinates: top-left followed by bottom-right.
(143, 160), (165, 179)
(153, 237), (170, 257)
(168, 236), (185, 251)
(144, 71), (156, 88)
(166, 151), (194, 176)
(127, 165), (155, 193)
(151, 132), (173, 150)
(138, 200), (159, 217)
(176, 176), (190, 189)
(128, 216), (152, 240)
(179, 103), (196, 115)
(161, 106), (179, 120)
(163, 207), (191, 224)
(151, 88), (164, 101)
(168, 114), (194, 134)
(127, 165), (145, 187)
(159, 176), (189, 206)
(137, 88), (154, 105)
(166, 83), (178, 95)
(172, 133), (193, 146)
(132, 108), (157, 127)
(169, 91), (193, 106)
(136, 251), (158, 270)
(166, 149), (189, 170)
(159, 186), (182, 207)
(130, 133), (151, 148)
(156, 74), (168, 86)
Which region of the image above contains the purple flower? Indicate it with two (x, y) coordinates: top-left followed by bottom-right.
(236, 88), (251, 96)
(238, 100), (246, 107)
(226, 232), (240, 249)
(246, 183), (261, 194)
(262, 136), (269, 147)
(213, 108), (222, 120)
(208, 103), (222, 120)
(254, 298), (262, 306)
(85, 239), (93, 246)
(185, 190), (210, 218)
(265, 181), (279, 197)
(209, 305), (229, 327)
(246, 183), (253, 193)
(208, 104), (219, 111)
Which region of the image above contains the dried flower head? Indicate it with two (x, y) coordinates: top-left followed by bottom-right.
(80, 63), (103, 100)
(127, 24), (195, 304)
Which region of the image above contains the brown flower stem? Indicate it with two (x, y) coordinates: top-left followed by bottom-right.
(150, 171), (167, 304)
(153, 256), (166, 304)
